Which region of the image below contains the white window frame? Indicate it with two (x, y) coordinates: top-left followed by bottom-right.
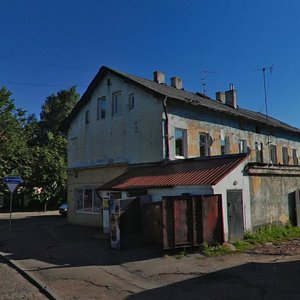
(129, 93), (135, 110)
(113, 92), (122, 116)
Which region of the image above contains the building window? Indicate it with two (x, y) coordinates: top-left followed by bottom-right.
(292, 149), (298, 165)
(175, 128), (186, 158)
(85, 110), (90, 124)
(239, 139), (247, 153)
(255, 142), (263, 163)
(75, 188), (101, 214)
(113, 92), (122, 115)
(269, 145), (277, 164)
(282, 147), (289, 165)
(221, 136), (230, 155)
(97, 97), (106, 119)
(129, 93), (135, 110)
(199, 133), (210, 157)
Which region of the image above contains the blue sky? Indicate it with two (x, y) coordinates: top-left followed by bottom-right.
(1, 1), (300, 127)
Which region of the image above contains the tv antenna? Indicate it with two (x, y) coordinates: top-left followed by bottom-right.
(201, 70), (216, 95)
(253, 65), (273, 145)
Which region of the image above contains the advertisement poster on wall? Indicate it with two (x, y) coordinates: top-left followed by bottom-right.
(109, 198), (121, 249)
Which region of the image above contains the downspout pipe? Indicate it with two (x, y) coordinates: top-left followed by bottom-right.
(162, 96), (170, 161)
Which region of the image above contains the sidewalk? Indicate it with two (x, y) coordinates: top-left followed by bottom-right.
(1, 212), (300, 299)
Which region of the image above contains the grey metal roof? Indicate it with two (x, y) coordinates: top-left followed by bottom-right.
(63, 66), (300, 134)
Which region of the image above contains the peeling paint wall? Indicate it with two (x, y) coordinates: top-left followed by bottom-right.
(167, 101), (300, 163)
(248, 167), (300, 228)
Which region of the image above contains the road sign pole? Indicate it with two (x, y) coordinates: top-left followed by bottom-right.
(9, 192), (13, 232)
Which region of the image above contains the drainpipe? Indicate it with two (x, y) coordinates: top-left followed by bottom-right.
(162, 96), (170, 161)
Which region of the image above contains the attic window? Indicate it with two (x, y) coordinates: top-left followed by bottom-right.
(129, 93), (135, 110)
(113, 92), (122, 116)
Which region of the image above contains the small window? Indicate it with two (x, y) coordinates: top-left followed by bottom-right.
(239, 139), (247, 153)
(129, 93), (135, 110)
(282, 147), (289, 165)
(85, 110), (90, 124)
(221, 136), (230, 155)
(269, 145), (277, 164)
(175, 128), (186, 158)
(113, 92), (122, 116)
(255, 142), (263, 163)
(199, 133), (210, 157)
(292, 149), (298, 165)
(97, 97), (106, 119)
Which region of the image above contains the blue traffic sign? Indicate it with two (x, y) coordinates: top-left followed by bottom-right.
(3, 176), (23, 184)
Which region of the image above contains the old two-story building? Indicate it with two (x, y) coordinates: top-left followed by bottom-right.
(63, 66), (300, 241)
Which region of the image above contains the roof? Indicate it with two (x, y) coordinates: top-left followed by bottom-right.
(62, 66), (300, 134)
(99, 153), (248, 190)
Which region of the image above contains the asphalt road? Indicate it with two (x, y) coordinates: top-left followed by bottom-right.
(1, 211), (300, 299)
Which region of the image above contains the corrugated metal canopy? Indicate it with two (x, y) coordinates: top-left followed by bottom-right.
(99, 153), (248, 191)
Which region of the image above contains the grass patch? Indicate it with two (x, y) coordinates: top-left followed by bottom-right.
(201, 242), (232, 257)
(201, 223), (300, 256)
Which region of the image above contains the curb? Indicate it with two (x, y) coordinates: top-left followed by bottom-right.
(0, 252), (61, 300)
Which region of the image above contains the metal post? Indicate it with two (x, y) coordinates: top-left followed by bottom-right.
(9, 192), (13, 232)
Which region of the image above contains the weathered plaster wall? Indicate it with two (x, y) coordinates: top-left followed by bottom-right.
(68, 71), (164, 169)
(67, 164), (127, 227)
(167, 101), (300, 163)
(248, 166), (300, 228)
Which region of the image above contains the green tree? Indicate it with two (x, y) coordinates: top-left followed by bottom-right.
(40, 86), (79, 133)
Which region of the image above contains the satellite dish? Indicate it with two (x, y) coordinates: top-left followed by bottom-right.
(220, 129), (225, 141)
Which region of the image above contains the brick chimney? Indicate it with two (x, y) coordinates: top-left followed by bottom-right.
(216, 91), (226, 104)
(153, 71), (165, 84)
(225, 84), (237, 108)
(170, 76), (183, 89)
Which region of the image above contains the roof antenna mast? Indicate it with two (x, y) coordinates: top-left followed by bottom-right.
(201, 70), (215, 95)
(254, 65), (273, 144)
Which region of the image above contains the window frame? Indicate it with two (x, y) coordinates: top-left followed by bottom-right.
(238, 139), (247, 153)
(199, 132), (210, 157)
(129, 93), (135, 110)
(269, 144), (277, 164)
(282, 146), (289, 165)
(292, 149), (299, 165)
(221, 136), (230, 155)
(112, 91), (122, 116)
(97, 96), (106, 120)
(75, 188), (102, 214)
(175, 128), (187, 158)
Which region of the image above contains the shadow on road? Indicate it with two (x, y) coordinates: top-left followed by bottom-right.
(127, 259), (300, 299)
(0, 214), (161, 268)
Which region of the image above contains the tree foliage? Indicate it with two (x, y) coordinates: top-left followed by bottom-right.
(0, 86), (79, 210)
(40, 86), (79, 133)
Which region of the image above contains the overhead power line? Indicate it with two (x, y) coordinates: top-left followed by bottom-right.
(0, 80), (85, 88)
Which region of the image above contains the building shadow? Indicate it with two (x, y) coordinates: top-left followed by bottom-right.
(0, 214), (162, 268)
(127, 259), (300, 299)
